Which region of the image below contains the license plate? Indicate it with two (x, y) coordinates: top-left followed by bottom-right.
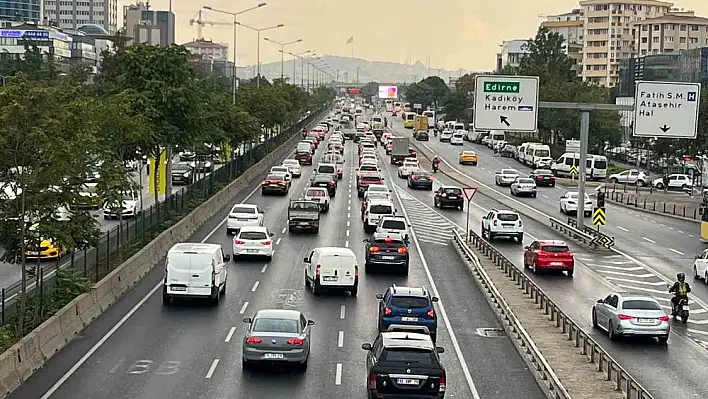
(27, 251), (39, 256)
(636, 318), (654, 324)
(171, 286), (186, 291)
(401, 317), (418, 322)
(448, 196), (457, 199)
(247, 249), (259, 253)
(396, 378), (419, 385)
(322, 276), (337, 282)
(262, 353), (284, 359)
(502, 224), (514, 228)
(550, 262), (564, 266)
(381, 255), (395, 260)
(237, 218), (249, 221)
(269, 184), (279, 187)
(299, 222), (309, 226)
(543, 177), (550, 180)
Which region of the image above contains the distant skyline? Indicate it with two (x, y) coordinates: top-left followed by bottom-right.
(121, 0), (708, 71)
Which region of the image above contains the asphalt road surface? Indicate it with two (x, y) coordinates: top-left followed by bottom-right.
(11, 120), (544, 399)
(388, 115), (708, 399)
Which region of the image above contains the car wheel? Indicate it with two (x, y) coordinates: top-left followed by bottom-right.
(657, 335), (668, 344)
(241, 359), (250, 371)
(311, 278), (321, 296)
(162, 292), (171, 306)
(591, 309), (598, 328)
(705, 271), (708, 284)
(694, 266), (699, 279)
(610, 177), (618, 184)
(304, 271), (310, 287)
(350, 283), (358, 296)
(608, 322), (616, 340)
(517, 233), (523, 243)
(567, 268), (574, 277)
(656, 183), (664, 189)
(531, 261), (538, 274)
(531, 193), (536, 198)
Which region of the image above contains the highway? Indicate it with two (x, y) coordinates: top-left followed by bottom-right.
(388, 116), (708, 398)
(11, 114), (545, 399)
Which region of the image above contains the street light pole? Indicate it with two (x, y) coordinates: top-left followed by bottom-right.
(235, 22), (283, 88)
(264, 37), (302, 82)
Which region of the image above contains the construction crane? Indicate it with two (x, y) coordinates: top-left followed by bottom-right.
(189, 9), (233, 40)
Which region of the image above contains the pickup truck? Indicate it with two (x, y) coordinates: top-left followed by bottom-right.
(288, 200), (320, 233)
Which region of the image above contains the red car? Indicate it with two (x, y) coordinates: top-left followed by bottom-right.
(295, 151), (312, 165)
(523, 240), (574, 276)
(385, 143), (392, 155)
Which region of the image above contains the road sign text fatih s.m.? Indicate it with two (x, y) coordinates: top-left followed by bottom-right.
(633, 81), (700, 139)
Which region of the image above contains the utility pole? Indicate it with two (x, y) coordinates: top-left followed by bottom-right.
(355, 66), (360, 85)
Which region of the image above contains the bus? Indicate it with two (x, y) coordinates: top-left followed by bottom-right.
(385, 100), (393, 112)
(403, 112), (416, 128)
(422, 110), (435, 127)
(702, 193), (708, 240)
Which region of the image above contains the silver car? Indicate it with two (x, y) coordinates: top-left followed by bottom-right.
(494, 169), (520, 186)
(592, 292), (669, 344)
(242, 309), (314, 371)
(510, 178), (537, 197)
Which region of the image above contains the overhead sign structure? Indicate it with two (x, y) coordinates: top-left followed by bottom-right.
(566, 139), (580, 154)
(592, 207), (606, 226)
(633, 81), (700, 139)
(473, 75), (539, 132)
(378, 85), (398, 99)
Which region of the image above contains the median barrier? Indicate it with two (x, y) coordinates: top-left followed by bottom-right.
(0, 107), (329, 398)
(453, 229), (653, 399)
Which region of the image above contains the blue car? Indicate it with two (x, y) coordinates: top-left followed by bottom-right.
(377, 285), (439, 342)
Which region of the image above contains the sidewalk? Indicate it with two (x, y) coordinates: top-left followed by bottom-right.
(606, 187), (701, 221)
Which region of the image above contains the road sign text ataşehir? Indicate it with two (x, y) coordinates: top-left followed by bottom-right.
(463, 187), (478, 202)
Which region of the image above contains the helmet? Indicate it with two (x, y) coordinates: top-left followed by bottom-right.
(677, 273), (685, 282)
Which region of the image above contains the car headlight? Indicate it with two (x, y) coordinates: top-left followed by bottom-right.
(183, 173), (189, 177)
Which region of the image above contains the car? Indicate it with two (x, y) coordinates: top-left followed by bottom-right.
(163, 243), (229, 305)
(364, 184), (392, 201)
(232, 226), (275, 260)
(24, 227), (65, 260)
(269, 166), (292, 181)
(434, 186), (464, 210)
(304, 246), (359, 296)
(450, 133), (464, 145)
(510, 177), (537, 197)
(361, 192), (392, 217)
(500, 144), (517, 158)
(494, 169), (520, 186)
(361, 332), (446, 398)
(375, 215), (409, 241)
(241, 309), (314, 371)
(281, 159), (302, 177)
(407, 170), (433, 190)
(385, 142), (392, 154)
(357, 164), (380, 178)
(103, 190), (142, 219)
(303, 187), (330, 212)
(363, 198), (396, 233)
(377, 285), (439, 341)
(178, 151), (196, 161)
(608, 169), (648, 186)
(533, 156), (553, 169)
(415, 130), (429, 141)
(171, 161), (195, 185)
(592, 292), (669, 343)
(226, 203), (264, 235)
(261, 173), (290, 195)
(559, 191), (593, 216)
(295, 150), (312, 165)
(397, 159), (420, 178)
(357, 171), (385, 198)
(316, 163), (338, 180)
(481, 209), (523, 242)
(439, 129), (452, 142)
(364, 234), (410, 274)
(529, 169), (555, 187)
(408, 148), (417, 158)
(523, 240), (574, 276)
(694, 248), (708, 282)
(458, 150), (478, 165)
(652, 173), (692, 190)
(309, 173), (337, 196)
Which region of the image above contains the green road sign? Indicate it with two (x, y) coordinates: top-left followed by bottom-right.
(593, 207), (606, 226)
(569, 165), (578, 176)
(483, 81), (520, 93)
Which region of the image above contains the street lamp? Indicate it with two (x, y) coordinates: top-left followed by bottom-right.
(236, 21), (283, 88)
(281, 49), (311, 88)
(263, 37), (302, 81)
(202, 3), (267, 104)
(304, 55), (320, 92)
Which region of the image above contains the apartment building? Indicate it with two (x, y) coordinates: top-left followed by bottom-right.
(540, 8), (585, 76)
(495, 39), (531, 71)
(43, 0), (119, 34)
(580, 0), (673, 86)
(634, 12), (708, 56)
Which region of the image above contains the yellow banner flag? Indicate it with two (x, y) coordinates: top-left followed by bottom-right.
(148, 150), (167, 195)
(220, 141), (232, 161)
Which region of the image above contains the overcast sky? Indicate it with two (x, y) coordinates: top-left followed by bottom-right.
(123, 0), (708, 71)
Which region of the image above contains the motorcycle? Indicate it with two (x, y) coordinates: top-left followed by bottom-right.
(672, 297), (690, 322)
(432, 163), (439, 173)
(433, 130), (438, 137)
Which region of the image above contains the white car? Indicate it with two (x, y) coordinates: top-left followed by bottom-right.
(226, 203), (264, 235)
(450, 133), (464, 145)
(364, 185), (392, 201)
(360, 154), (378, 165)
(608, 169), (647, 186)
(440, 130), (453, 142)
(534, 157), (554, 169)
(375, 215), (409, 241)
(281, 159), (302, 177)
(652, 174), (692, 190)
(304, 187), (330, 212)
(363, 198), (395, 233)
(693, 248), (708, 282)
(103, 190), (143, 219)
(481, 209), (523, 242)
(270, 166), (292, 181)
(494, 169), (520, 186)
(397, 160), (420, 178)
(559, 191), (593, 217)
(232, 226), (274, 260)
(510, 178), (537, 197)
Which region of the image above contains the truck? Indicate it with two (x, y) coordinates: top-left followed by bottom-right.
(390, 137), (410, 165)
(413, 115), (428, 131)
(287, 200), (320, 233)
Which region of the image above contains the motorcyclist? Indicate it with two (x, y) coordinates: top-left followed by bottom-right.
(669, 272), (691, 314)
(432, 155), (441, 172)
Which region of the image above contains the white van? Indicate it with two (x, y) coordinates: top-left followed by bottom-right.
(453, 122), (466, 132)
(524, 144), (552, 167)
(297, 141), (311, 153)
(163, 243), (230, 305)
(516, 142), (536, 162)
(551, 153), (608, 180)
(363, 198), (395, 233)
(489, 130), (506, 149)
(304, 247), (358, 296)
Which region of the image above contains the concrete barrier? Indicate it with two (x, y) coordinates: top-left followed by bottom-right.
(0, 108), (328, 398)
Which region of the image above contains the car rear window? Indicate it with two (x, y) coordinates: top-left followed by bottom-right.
(391, 296), (429, 308)
(266, 174), (283, 181)
(497, 213), (519, 221)
(362, 177), (382, 182)
(382, 348), (435, 364)
(306, 190), (326, 197)
(361, 166), (377, 171)
(382, 220), (406, 230)
(231, 206), (256, 214)
(443, 188), (462, 195)
(517, 178), (535, 184)
(319, 165), (335, 173)
(252, 318), (298, 333)
(541, 245), (569, 253)
(622, 300), (661, 310)
(535, 169), (552, 175)
(370, 205), (392, 214)
(239, 231), (267, 240)
(373, 239), (405, 248)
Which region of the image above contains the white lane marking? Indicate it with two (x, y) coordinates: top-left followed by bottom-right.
(347, 212), (350, 219)
(205, 359), (219, 379)
(541, 194), (549, 199)
(337, 331), (344, 347)
(346, 220), (350, 227)
(281, 227), (286, 234)
(688, 328), (708, 336)
(641, 236), (655, 243)
(596, 270), (655, 278)
(239, 301), (249, 314)
(678, 230), (684, 234)
(261, 264), (268, 273)
(335, 363), (342, 385)
(604, 277), (666, 286)
(669, 248), (685, 256)
(617, 226), (629, 232)
(340, 305), (346, 319)
(251, 281), (259, 292)
(347, 205), (351, 211)
(225, 327), (236, 342)
(275, 237), (282, 245)
(346, 229), (350, 237)
(344, 240), (349, 248)
(689, 234), (695, 238)
(38, 177), (268, 399)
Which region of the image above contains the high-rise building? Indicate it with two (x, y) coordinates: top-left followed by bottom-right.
(43, 0), (119, 34)
(183, 38), (228, 61)
(123, 2), (175, 46)
(496, 40), (531, 71)
(0, 1), (41, 23)
(634, 11), (708, 56)
(540, 8), (585, 76)
(579, 0), (673, 87)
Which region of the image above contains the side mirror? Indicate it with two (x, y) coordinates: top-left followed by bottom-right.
(243, 317), (252, 323)
(303, 257), (309, 262)
(269, 232), (275, 237)
(361, 343), (372, 351)
(375, 293), (383, 299)
(435, 347), (445, 354)
(307, 319), (315, 325)
(596, 299), (604, 304)
(524, 246), (529, 250)
(259, 210), (265, 214)
(481, 216), (487, 219)
(223, 254), (231, 262)
(431, 297), (439, 302)
(695, 254), (700, 259)
(363, 239), (369, 243)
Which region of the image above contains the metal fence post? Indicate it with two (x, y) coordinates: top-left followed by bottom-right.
(38, 268), (44, 319)
(1, 288), (4, 324)
(83, 248), (87, 277)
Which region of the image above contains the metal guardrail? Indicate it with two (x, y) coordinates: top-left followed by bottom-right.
(549, 217), (615, 250)
(566, 217), (615, 249)
(456, 229), (654, 399)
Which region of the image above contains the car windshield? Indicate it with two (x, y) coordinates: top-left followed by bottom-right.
(252, 318), (299, 333)
(501, 169), (518, 175)
(314, 174), (332, 182)
(622, 300), (661, 310)
(541, 245), (570, 253)
(391, 296), (429, 308)
(534, 169), (552, 175)
(271, 167), (288, 174)
(382, 348), (435, 364)
(369, 186), (387, 192)
(231, 206), (256, 214)
(121, 192), (135, 201)
(403, 162), (418, 167)
(282, 160), (298, 166)
(517, 178), (535, 184)
(239, 231), (268, 240)
(368, 193), (389, 200)
(443, 188), (462, 195)
(266, 174), (284, 181)
(497, 213), (519, 221)
(381, 220), (405, 230)
(318, 165), (335, 173)
(369, 205), (392, 214)
(306, 190), (326, 197)
(567, 193), (589, 200)
(463, 151), (476, 156)
(361, 166), (377, 171)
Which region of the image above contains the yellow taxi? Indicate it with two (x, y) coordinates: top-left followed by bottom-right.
(458, 150), (478, 165)
(72, 182), (102, 210)
(25, 226), (66, 260)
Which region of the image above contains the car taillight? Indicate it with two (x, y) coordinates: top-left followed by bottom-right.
(551, 176), (556, 180)
(398, 247), (408, 254)
(329, 181), (335, 186)
(369, 246), (380, 252)
(234, 240), (246, 245)
(384, 307), (392, 315)
(262, 241), (271, 246)
(354, 265), (359, 278)
(410, 175), (417, 180)
(315, 264), (321, 276)
(287, 338), (304, 345)
(261, 180), (268, 185)
(368, 374), (377, 389)
(311, 181), (316, 186)
(439, 376), (446, 392)
(617, 314), (634, 320)
(246, 337), (262, 344)
(493, 220), (497, 226)
(658, 315), (670, 322)
(427, 309), (435, 318)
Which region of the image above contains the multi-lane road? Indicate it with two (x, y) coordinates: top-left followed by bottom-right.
(389, 115), (708, 398)
(11, 113), (545, 399)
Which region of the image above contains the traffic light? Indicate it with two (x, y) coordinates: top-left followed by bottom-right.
(597, 190), (605, 208)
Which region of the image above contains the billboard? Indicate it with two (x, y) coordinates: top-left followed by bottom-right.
(378, 85), (398, 99)
(347, 87), (360, 94)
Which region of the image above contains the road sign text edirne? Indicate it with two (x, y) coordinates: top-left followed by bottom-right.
(633, 81), (700, 139)
(473, 75), (539, 132)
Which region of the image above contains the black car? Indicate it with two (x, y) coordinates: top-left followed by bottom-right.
(529, 169), (556, 187)
(354, 132), (365, 143)
(171, 162), (194, 185)
(434, 186), (463, 210)
(310, 173), (337, 196)
(363, 235), (409, 274)
(407, 171), (433, 190)
(415, 130), (429, 141)
(362, 332), (446, 398)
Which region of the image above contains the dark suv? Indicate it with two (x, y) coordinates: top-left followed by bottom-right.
(310, 173), (337, 196)
(434, 186), (464, 210)
(377, 285), (439, 342)
(361, 332), (446, 398)
(363, 235), (409, 275)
